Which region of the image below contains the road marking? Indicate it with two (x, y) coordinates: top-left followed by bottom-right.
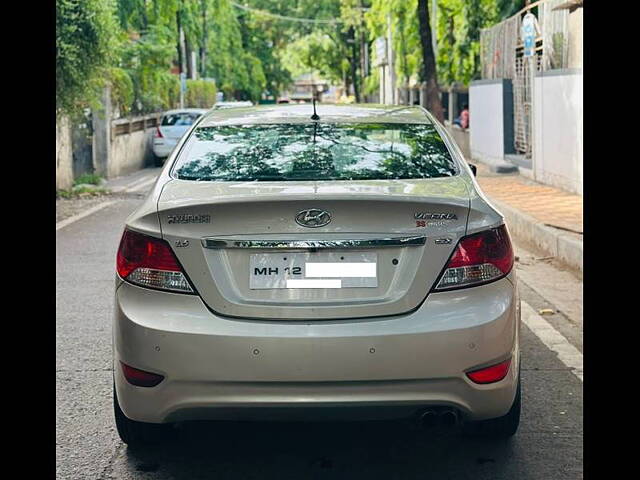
(127, 177), (157, 193)
(521, 301), (583, 382)
(56, 201), (118, 231)
(109, 179), (145, 193)
(110, 172), (157, 193)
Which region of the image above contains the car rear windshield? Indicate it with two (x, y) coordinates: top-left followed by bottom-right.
(172, 123), (457, 182)
(162, 113), (201, 126)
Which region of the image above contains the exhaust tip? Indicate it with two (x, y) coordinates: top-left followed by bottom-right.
(420, 410), (437, 428)
(439, 410), (459, 427)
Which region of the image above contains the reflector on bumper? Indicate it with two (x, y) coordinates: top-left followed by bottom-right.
(466, 358), (511, 384)
(120, 362), (164, 387)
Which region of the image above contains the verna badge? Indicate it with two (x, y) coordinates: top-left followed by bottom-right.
(295, 209), (331, 228)
(414, 212), (457, 228)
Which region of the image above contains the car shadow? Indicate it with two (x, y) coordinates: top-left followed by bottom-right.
(122, 419), (517, 479)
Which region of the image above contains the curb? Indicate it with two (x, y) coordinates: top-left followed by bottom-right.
(489, 197), (583, 273)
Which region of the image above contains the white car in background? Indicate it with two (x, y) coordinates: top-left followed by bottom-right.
(152, 109), (207, 166)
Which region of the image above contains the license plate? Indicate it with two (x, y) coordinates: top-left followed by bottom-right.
(249, 252), (378, 289)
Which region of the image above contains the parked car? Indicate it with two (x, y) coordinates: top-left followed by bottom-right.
(114, 104), (520, 446)
(152, 109), (207, 166)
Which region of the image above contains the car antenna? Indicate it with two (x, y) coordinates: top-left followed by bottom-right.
(311, 97), (320, 121)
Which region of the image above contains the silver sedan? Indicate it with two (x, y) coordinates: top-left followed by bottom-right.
(114, 104), (521, 446)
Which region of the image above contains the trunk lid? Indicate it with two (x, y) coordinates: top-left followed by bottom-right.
(158, 177), (471, 320)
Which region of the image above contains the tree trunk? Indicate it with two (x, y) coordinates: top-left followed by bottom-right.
(344, 71), (351, 100)
(348, 27), (361, 103)
(141, 0), (149, 29)
(398, 11), (411, 103)
(417, 0), (444, 122)
(200, 0), (207, 78)
(176, 10), (183, 74)
(359, 0), (367, 90)
(186, 38), (193, 79)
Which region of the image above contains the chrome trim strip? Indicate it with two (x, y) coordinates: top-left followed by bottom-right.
(201, 236), (427, 249)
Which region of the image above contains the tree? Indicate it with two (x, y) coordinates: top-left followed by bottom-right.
(236, 6), (292, 98)
(417, 0), (444, 121)
(56, 0), (121, 115)
(283, 32), (348, 87)
(119, 24), (180, 113)
(365, 0), (422, 102)
(497, 0), (526, 18)
(340, 0), (374, 102)
(113, 0), (270, 104)
(60, 0), (513, 114)
(436, 0), (501, 86)
(253, 0), (366, 100)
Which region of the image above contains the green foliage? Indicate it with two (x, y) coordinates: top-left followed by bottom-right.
(74, 173), (103, 186)
(363, 67), (379, 96)
(203, 0), (268, 102)
(275, 0), (369, 99)
(365, 0), (502, 88)
(108, 67), (135, 116)
(120, 24), (180, 113)
(236, 6), (292, 97)
(366, 0), (421, 87)
(239, 0), (328, 97)
(436, 0), (500, 85)
(113, 0), (267, 106)
(56, 0), (121, 115)
(185, 79), (217, 108)
(497, 0), (526, 18)
(57, 0), (512, 117)
(283, 31), (348, 84)
(243, 54), (268, 102)
(57, 185), (109, 198)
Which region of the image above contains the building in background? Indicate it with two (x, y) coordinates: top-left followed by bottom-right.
(278, 73), (330, 103)
(470, 0), (583, 195)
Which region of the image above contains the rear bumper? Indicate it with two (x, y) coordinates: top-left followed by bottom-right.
(152, 139), (176, 158)
(113, 275), (520, 423)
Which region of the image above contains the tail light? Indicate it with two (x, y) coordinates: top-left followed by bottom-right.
(154, 126), (164, 138)
(466, 358), (511, 384)
(435, 225), (514, 291)
(120, 361), (164, 387)
(116, 229), (194, 293)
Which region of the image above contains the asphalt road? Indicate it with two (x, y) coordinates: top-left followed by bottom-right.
(56, 169), (583, 479)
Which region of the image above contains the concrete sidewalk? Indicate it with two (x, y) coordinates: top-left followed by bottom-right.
(474, 163), (583, 274)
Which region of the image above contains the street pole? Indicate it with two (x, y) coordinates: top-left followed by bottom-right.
(521, 5), (539, 178)
(448, 85), (454, 125)
(529, 54), (536, 179)
(359, 0), (368, 100)
(386, 13), (396, 104)
(381, 64), (385, 104)
(179, 23), (187, 108)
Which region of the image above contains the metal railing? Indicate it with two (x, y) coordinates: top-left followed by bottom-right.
(480, 0), (570, 80)
(479, 0), (572, 157)
(111, 113), (163, 141)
